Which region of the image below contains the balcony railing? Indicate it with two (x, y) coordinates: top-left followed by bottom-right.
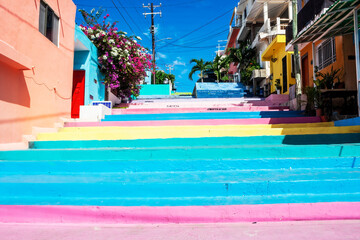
(286, 22), (293, 44)
(286, 0), (333, 44)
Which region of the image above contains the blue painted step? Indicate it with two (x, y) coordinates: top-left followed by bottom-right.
(2, 144), (360, 161)
(0, 157), (356, 173)
(29, 134), (360, 149)
(103, 111), (304, 121)
(0, 169), (359, 206)
(195, 82), (245, 98)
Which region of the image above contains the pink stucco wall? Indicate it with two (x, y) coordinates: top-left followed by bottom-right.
(0, 0), (76, 143)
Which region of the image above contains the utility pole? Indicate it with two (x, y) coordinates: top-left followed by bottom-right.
(292, 0), (302, 110)
(217, 40), (227, 56)
(166, 64), (174, 75)
(143, 3), (162, 84)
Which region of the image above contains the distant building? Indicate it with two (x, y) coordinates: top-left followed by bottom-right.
(226, 0), (293, 96)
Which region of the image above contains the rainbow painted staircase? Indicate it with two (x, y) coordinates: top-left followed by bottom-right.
(1, 97), (360, 228)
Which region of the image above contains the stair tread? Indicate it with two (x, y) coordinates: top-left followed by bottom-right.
(1, 168), (360, 183)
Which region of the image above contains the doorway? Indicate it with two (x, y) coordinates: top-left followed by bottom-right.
(301, 54), (310, 89)
(71, 70), (85, 118)
(282, 56), (288, 93)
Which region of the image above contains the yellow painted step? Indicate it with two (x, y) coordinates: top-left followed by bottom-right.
(37, 125), (360, 141)
(59, 122), (335, 133)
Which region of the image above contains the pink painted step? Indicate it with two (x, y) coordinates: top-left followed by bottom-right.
(0, 202), (359, 224)
(112, 106), (290, 115)
(1, 220), (360, 240)
(64, 117), (321, 128)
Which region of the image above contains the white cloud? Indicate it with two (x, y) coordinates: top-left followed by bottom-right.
(156, 52), (167, 60)
(181, 69), (188, 75)
(173, 60), (186, 66)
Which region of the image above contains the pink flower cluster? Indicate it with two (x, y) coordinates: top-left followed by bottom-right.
(80, 15), (152, 98)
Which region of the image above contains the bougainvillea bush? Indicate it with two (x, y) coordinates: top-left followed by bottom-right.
(79, 9), (152, 98)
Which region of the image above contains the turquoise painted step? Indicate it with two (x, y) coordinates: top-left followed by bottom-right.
(0, 157), (356, 173)
(103, 111), (304, 121)
(2, 144), (360, 161)
(0, 193), (359, 206)
(1, 168), (360, 183)
(29, 134), (360, 149)
(0, 172), (359, 206)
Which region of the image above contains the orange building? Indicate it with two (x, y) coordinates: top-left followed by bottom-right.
(0, 0), (76, 144)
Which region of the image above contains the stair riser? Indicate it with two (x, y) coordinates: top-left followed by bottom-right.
(113, 107), (290, 114)
(0, 179), (359, 197)
(0, 181), (359, 206)
(64, 117), (322, 128)
(36, 126), (360, 141)
(29, 134), (360, 149)
(1, 202), (360, 223)
(2, 145), (360, 160)
(103, 111), (304, 121)
(0, 158), (356, 173)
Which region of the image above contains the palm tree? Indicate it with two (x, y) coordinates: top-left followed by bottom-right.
(188, 58), (212, 83)
(211, 55), (230, 82)
(227, 47), (242, 65)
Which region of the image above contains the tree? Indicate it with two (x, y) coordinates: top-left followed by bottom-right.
(227, 41), (258, 86)
(188, 59), (212, 83)
(79, 9), (152, 99)
(211, 55), (230, 82)
(154, 70), (175, 87)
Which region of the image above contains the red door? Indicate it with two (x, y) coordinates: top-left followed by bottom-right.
(71, 70), (85, 118)
(301, 55), (309, 89)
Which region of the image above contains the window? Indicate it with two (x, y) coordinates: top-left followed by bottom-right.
(39, 1), (59, 45)
(316, 37), (336, 70)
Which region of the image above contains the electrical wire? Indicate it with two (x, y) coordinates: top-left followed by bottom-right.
(158, 7), (234, 50)
(111, 0), (136, 35)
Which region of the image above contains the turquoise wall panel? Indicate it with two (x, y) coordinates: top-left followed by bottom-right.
(74, 25), (105, 105)
(139, 84), (170, 96)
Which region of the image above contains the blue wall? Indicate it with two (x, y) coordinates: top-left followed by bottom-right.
(139, 84), (171, 96)
(74, 26), (105, 105)
(195, 83), (245, 98)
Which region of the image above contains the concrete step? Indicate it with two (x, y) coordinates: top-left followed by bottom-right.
(0, 181), (359, 206)
(0, 220), (359, 240)
(112, 106), (290, 114)
(2, 144), (360, 161)
(64, 117), (322, 128)
(0, 157), (356, 172)
(35, 125), (360, 141)
(29, 134), (360, 150)
(0, 167), (359, 206)
(103, 111), (305, 122)
(2, 156), (357, 173)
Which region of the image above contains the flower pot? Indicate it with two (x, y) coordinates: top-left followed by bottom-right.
(276, 89), (280, 94)
(316, 108), (322, 117)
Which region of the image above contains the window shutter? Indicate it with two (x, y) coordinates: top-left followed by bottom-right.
(52, 14), (59, 46)
(39, 2), (46, 35)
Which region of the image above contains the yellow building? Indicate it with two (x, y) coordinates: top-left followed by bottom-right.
(262, 35), (295, 94)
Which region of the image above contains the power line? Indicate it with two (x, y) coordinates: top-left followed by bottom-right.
(111, 0), (136, 35)
(158, 7), (233, 50)
(114, 0), (144, 36)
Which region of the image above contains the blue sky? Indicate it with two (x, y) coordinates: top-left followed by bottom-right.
(73, 0), (239, 92)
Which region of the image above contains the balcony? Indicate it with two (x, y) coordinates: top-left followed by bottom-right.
(251, 69), (266, 81)
(251, 17), (290, 48)
(286, 0), (333, 44)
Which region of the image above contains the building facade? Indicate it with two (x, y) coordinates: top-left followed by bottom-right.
(0, 0), (76, 143)
(227, 0), (293, 97)
(73, 25), (105, 118)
